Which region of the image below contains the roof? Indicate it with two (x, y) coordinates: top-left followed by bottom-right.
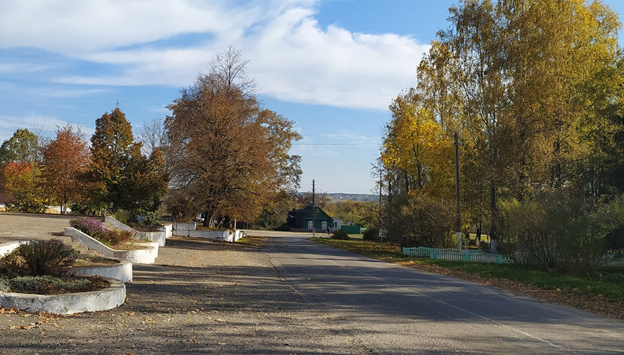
(0, 193), (11, 205)
(293, 205), (333, 221)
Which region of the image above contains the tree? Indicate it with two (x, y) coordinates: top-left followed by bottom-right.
(88, 107), (167, 214)
(3, 161), (46, 213)
(41, 125), (90, 214)
(165, 47), (302, 226)
(0, 128), (40, 164)
(138, 116), (167, 158)
(382, 89), (453, 197)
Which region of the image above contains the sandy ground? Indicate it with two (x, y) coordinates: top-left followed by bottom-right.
(0, 213), (74, 242)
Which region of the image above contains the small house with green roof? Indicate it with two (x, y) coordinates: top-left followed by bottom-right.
(287, 205), (335, 231)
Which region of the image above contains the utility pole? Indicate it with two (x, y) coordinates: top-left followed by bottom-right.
(454, 133), (461, 250)
(379, 169), (383, 251)
(312, 179), (316, 238)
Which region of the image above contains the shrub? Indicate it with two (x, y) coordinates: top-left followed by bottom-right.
(362, 227), (379, 241)
(479, 241), (490, 253)
(70, 217), (106, 236)
(114, 210), (131, 224)
(499, 191), (612, 273)
(142, 211), (161, 226)
(384, 194), (456, 249)
(92, 229), (135, 247)
(331, 229), (349, 240)
(8, 275), (107, 295)
(0, 252), (24, 278)
(0, 279), (10, 292)
(0, 240), (78, 277)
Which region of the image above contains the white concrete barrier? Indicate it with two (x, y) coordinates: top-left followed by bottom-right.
(0, 241), (22, 257)
(72, 260), (133, 283)
(175, 229), (245, 242)
(173, 222), (196, 231)
(105, 216), (168, 246)
(64, 227), (159, 264)
(160, 223), (173, 239)
(0, 277), (126, 315)
(188, 229), (229, 240)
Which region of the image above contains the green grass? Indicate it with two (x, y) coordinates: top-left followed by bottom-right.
(312, 237), (624, 303)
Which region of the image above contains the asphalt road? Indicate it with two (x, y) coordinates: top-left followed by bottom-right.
(258, 231), (624, 354)
(1, 217), (623, 354)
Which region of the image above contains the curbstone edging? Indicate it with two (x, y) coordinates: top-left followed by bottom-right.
(0, 277), (126, 315)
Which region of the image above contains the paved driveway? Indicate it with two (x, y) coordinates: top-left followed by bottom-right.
(0, 213), (73, 242)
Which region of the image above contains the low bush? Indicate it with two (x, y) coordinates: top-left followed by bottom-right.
(331, 229), (349, 240)
(362, 227), (379, 241)
(70, 217), (106, 236)
(384, 194), (456, 249)
(0, 279), (10, 292)
(499, 192), (611, 273)
(114, 210), (131, 224)
(92, 229), (135, 247)
(0, 239), (78, 277)
(8, 275), (108, 295)
(140, 211), (160, 226)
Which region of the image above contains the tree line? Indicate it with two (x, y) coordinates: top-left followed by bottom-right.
(379, 0), (624, 273)
(0, 47), (303, 228)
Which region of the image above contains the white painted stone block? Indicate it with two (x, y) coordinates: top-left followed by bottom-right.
(0, 277), (126, 315)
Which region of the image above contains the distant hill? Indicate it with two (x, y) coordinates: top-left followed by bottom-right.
(327, 193), (378, 202)
(295, 192), (378, 202)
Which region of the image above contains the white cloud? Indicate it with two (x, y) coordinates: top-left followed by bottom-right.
(0, 0), (428, 111)
(0, 114), (94, 142)
(0, 63), (53, 73)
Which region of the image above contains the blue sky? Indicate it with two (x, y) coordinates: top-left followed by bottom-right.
(1, 0), (624, 195)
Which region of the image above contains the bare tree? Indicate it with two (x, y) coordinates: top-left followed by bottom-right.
(138, 116), (167, 157)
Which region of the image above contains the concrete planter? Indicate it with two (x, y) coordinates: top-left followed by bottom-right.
(72, 260), (133, 283)
(138, 230), (167, 247)
(175, 229), (245, 242)
(0, 277), (125, 315)
(161, 223), (173, 239)
(64, 227), (159, 264)
(0, 241), (22, 257)
(172, 222), (196, 231)
(105, 216), (168, 246)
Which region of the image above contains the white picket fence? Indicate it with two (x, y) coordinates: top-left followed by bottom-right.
(402, 246), (507, 264)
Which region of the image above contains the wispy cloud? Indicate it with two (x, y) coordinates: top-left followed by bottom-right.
(0, 114), (94, 142)
(0, 63), (53, 73)
(42, 88), (111, 99)
(0, 0), (427, 111)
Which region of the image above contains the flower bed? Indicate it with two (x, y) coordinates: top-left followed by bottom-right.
(65, 227), (158, 264)
(0, 239), (126, 314)
(70, 217), (135, 247)
(0, 277), (125, 315)
(0, 275), (108, 295)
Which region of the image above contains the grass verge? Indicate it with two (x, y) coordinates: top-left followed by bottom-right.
(312, 238), (624, 305)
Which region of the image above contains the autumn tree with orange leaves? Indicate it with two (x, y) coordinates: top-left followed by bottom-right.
(165, 47), (302, 226)
(41, 125), (90, 214)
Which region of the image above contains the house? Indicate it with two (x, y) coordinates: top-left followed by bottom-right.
(332, 218), (343, 230)
(0, 193), (11, 212)
(287, 205), (335, 231)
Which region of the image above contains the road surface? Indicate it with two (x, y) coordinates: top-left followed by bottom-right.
(256, 230), (624, 354)
(0, 215), (622, 354)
